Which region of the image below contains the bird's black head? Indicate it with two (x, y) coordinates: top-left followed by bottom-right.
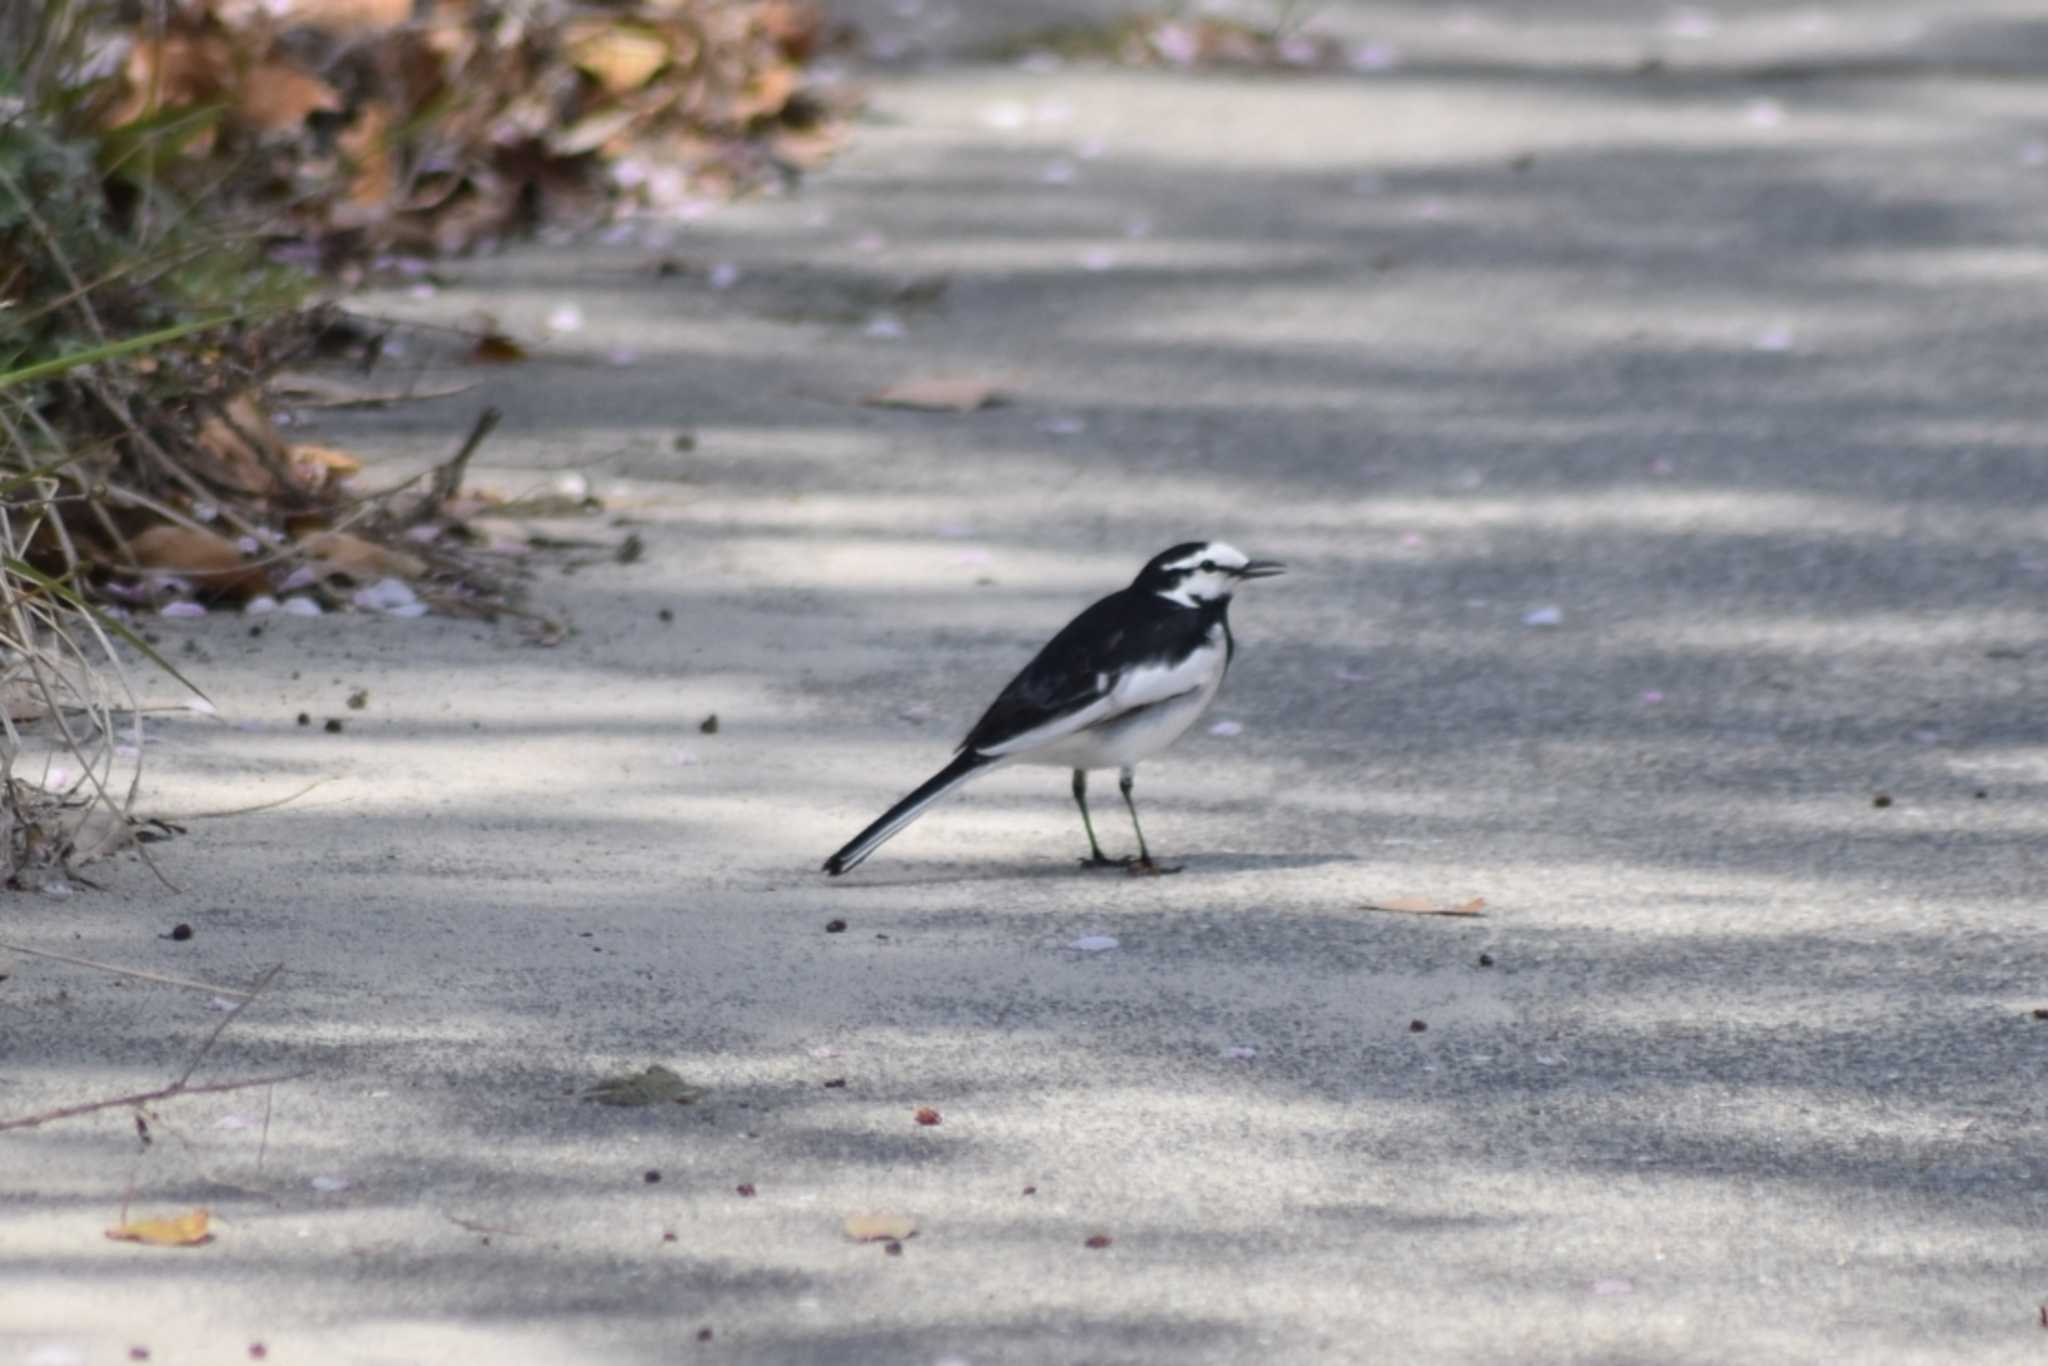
(1131, 541), (1285, 606)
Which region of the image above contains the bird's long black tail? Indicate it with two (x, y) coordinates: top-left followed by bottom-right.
(823, 751), (996, 876)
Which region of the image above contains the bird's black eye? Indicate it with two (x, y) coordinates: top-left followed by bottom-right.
(1200, 559), (1216, 572)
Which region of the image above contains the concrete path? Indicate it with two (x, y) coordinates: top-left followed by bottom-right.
(8, 4), (2048, 1362)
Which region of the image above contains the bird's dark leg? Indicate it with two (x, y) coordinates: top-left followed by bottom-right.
(1074, 769), (1129, 868)
(1119, 766), (1181, 875)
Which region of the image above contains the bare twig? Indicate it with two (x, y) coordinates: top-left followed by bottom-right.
(0, 940), (254, 998)
(0, 1069), (310, 1132)
(155, 778), (332, 822)
(1358, 899), (1488, 919)
(139, 1103), (288, 1204)
(0, 963), (295, 1132)
(173, 963), (282, 1090)
(416, 406), (501, 523)
(257, 1084), (274, 1172)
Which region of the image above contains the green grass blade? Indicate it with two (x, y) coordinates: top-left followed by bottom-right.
(0, 316), (235, 391)
(1, 557), (212, 704)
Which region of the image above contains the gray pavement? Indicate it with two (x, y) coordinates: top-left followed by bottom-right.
(7, 3), (2048, 1362)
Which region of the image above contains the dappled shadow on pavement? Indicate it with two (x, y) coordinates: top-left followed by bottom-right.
(9, 18), (2048, 1364)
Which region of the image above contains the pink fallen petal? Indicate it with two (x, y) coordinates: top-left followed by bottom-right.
(1348, 42), (1401, 71)
(1150, 22), (1199, 65)
(1278, 34), (1321, 65)
(1663, 7), (1717, 39)
(159, 601), (206, 619)
(1753, 324), (1795, 352)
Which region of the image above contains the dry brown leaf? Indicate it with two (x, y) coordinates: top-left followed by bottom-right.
(1360, 897), (1487, 918)
(104, 35), (235, 139)
(567, 21), (674, 95)
(842, 1212), (916, 1243)
(334, 102), (397, 224)
(269, 372), (473, 408)
(770, 125), (843, 170)
(238, 63), (344, 133)
(129, 526), (267, 600)
(272, 0), (413, 32)
(581, 1064), (706, 1107)
(301, 531), (427, 581)
(106, 1208), (212, 1247)
(471, 333), (530, 365)
(862, 378), (1001, 413)
(288, 443), (364, 490)
(732, 62), (801, 123)
(196, 393), (287, 495)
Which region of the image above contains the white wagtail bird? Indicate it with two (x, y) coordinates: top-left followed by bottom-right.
(823, 541), (1283, 877)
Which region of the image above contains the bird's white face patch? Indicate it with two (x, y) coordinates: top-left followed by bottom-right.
(1155, 541), (1254, 607)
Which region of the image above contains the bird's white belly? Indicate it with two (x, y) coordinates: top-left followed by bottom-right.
(1020, 661), (1225, 770)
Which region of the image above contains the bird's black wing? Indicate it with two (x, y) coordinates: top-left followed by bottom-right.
(959, 591), (1214, 755)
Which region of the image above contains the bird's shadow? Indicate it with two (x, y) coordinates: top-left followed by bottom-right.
(814, 851), (1360, 890)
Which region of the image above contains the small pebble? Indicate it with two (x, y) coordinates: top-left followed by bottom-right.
(825, 919), (847, 934)
(644, 1170), (662, 1184)
(324, 718), (344, 734)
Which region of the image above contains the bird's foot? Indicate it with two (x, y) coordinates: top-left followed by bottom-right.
(1078, 853), (1136, 871)
(1127, 857), (1182, 877)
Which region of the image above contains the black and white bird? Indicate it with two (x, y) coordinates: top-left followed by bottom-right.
(822, 541), (1283, 876)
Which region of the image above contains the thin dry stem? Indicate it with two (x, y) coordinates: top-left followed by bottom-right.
(0, 940), (254, 998)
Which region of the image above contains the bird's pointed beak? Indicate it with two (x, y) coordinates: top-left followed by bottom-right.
(1236, 559), (1286, 579)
